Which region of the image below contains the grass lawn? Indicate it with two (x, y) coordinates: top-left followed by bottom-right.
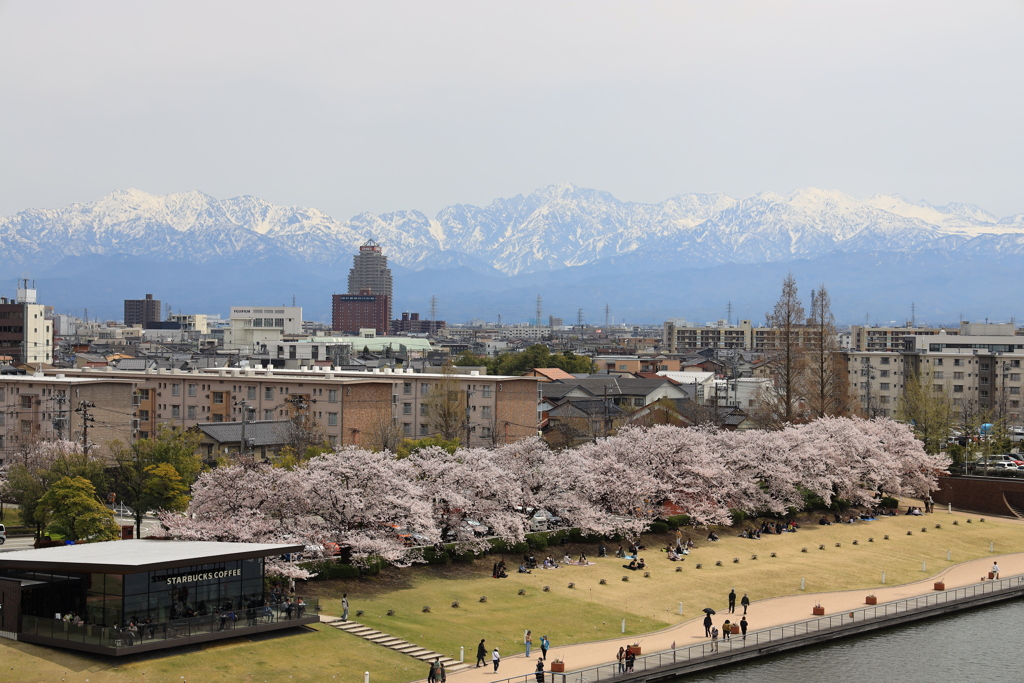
(1, 506), (24, 527)
(305, 507), (1024, 663)
(0, 623), (421, 683)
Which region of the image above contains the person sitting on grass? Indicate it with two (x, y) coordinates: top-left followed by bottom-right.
(625, 559), (638, 570)
(636, 558), (646, 570)
(579, 552), (588, 564)
(707, 531), (720, 542)
(518, 563), (531, 574)
(667, 549), (679, 561)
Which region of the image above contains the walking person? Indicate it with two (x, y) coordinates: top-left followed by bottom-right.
(710, 626), (719, 652)
(342, 593), (349, 622)
(741, 593), (750, 614)
(477, 639), (488, 667)
(625, 648), (635, 673)
(428, 658), (439, 683)
(740, 616), (748, 642)
(722, 619), (731, 640)
(540, 635), (550, 660)
(439, 662), (447, 683)
(525, 630), (533, 657)
(492, 647), (501, 672)
(535, 658), (546, 683)
(616, 646), (626, 673)
(703, 613), (713, 637)
(728, 588), (736, 613)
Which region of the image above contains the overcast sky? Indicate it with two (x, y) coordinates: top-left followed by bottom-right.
(2, 1), (1023, 219)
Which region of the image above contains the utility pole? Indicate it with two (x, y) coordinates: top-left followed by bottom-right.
(75, 400), (95, 455)
(235, 399), (256, 459)
(51, 394), (69, 440)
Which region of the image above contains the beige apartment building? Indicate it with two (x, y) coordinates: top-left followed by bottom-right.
(51, 366), (541, 450)
(0, 373), (137, 466)
(845, 323), (1024, 425)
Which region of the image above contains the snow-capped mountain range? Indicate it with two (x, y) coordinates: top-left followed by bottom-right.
(2, 185), (1023, 323)
(3, 185), (1024, 275)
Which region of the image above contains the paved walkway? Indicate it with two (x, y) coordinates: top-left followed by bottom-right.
(440, 551), (1024, 683)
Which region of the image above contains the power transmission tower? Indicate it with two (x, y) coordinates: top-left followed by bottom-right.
(726, 301), (733, 325)
(430, 296), (438, 336)
(910, 302), (916, 327)
(604, 304), (610, 329)
(535, 295), (543, 327)
(577, 308), (584, 327)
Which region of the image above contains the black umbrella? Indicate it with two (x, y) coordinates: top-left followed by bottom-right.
(702, 608), (716, 614)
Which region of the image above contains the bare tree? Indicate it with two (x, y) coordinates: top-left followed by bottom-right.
(760, 274), (807, 425)
(365, 402), (403, 453)
(804, 284), (850, 417)
(896, 366), (953, 454)
(424, 362), (465, 441)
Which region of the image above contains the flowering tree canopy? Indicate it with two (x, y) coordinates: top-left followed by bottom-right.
(160, 417), (945, 574)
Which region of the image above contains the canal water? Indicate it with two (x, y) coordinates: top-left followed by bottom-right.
(676, 598), (1021, 682)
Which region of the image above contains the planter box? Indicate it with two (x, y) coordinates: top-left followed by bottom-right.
(550, 663), (565, 673)
(730, 625), (740, 634)
(865, 596), (878, 605)
(812, 607), (825, 616)
(627, 646), (641, 655)
(934, 582), (946, 591)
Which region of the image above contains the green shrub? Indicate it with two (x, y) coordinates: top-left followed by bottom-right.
(729, 509), (746, 525)
(665, 514), (691, 529)
(648, 521), (670, 534)
(880, 496), (899, 509)
(298, 561), (360, 580)
(526, 532), (548, 551)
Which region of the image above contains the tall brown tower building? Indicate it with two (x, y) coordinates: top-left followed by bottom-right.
(347, 240), (393, 323)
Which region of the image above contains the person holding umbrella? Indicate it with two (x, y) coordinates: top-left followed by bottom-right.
(702, 608), (715, 636)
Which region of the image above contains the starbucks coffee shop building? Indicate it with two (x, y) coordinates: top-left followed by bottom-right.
(0, 540), (319, 654)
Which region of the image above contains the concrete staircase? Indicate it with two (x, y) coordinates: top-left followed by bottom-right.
(324, 617), (472, 673)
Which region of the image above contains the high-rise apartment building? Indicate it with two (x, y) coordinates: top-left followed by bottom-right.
(124, 294), (162, 327)
(0, 281), (52, 366)
(347, 240), (393, 323)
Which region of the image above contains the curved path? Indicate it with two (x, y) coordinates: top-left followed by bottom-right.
(440, 552), (1024, 683)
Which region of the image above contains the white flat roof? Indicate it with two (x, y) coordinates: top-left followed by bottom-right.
(0, 540), (301, 573)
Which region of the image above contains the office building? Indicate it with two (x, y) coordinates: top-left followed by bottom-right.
(332, 291), (389, 335)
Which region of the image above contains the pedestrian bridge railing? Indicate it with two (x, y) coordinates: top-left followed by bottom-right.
(489, 573), (1024, 683)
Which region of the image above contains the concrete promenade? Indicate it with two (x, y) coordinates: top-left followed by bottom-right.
(439, 552), (1024, 683)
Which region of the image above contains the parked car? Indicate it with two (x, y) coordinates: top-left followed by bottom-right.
(530, 510), (563, 532)
(0, 523), (6, 545)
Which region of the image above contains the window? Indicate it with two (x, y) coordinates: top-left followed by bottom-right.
(171, 405), (180, 418)
(1014, 360), (1021, 368)
(480, 426), (492, 439)
(289, 346), (297, 359)
(954, 358), (962, 367)
(21, 420), (31, 435)
(481, 405), (492, 419)
(264, 409), (273, 420)
(328, 412), (338, 426)
(953, 385), (964, 393)
(933, 371), (944, 380)
(1013, 400), (1021, 408)
(419, 423), (429, 436)
(403, 382), (412, 395)
(880, 357), (890, 365)
(20, 395), (32, 409)
(482, 385), (492, 398)
(265, 387), (274, 400)
(880, 370), (890, 378)
(933, 384), (943, 393)
(1012, 373), (1021, 381)
(935, 358), (943, 366)
(275, 318), (284, 328)
(420, 382), (430, 394)
(981, 390), (989, 399)
(860, 382), (868, 390)
(0, 388), (4, 401)
(981, 377), (989, 385)
(1011, 387), (1021, 395)
(420, 404), (428, 416)
(139, 410), (150, 419)
(213, 414), (224, 422)
(618, 364), (628, 370)
(403, 402), (412, 415)
(0, 414), (4, 427)
(403, 423), (412, 436)
(171, 384), (180, 396)
(982, 363), (990, 371)
(139, 431), (149, 440)
(187, 406), (196, 419)
(213, 392), (225, 404)
(247, 386), (256, 400)
(328, 389), (338, 403)
(880, 383), (890, 391)
(185, 383), (195, 397)
(954, 372), (964, 379)
(634, 397), (645, 407)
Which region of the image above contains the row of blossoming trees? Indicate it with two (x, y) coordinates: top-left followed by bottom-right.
(160, 418), (947, 576)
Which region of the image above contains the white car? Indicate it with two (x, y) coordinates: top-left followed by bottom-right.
(0, 523), (6, 545)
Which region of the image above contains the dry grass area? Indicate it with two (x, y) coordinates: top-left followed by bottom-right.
(2, 506), (1022, 683)
(307, 506), (1024, 661)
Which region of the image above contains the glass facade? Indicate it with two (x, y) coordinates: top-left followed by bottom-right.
(1, 556), (317, 653)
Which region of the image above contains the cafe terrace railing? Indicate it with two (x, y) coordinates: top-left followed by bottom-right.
(489, 573), (1024, 683)
(20, 598), (320, 651)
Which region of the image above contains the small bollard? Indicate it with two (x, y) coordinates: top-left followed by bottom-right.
(947, 550), (951, 562)
(990, 542), (994, 553)
(365, 672), (370, 683)
(882, 571), (886, 584)
(922, 561), (927, 572)
(948, 503), (952, 513)
(460, 646), (464, 663)
(801, 577), (805, 591)
(678, 602), (683, 615)
(621, 618), (626, 633)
